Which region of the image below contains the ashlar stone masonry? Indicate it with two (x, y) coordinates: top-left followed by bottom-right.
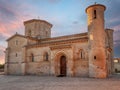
(4, 4), (114, 78)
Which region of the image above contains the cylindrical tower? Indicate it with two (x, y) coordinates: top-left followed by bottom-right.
(86, 4), (107, 78)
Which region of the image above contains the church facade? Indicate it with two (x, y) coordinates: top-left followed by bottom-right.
(4, 4), (114, 78)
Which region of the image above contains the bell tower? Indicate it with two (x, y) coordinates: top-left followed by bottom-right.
(86, 4), (107, 78)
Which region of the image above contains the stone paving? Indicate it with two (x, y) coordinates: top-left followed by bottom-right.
(0, 75), (120, 90)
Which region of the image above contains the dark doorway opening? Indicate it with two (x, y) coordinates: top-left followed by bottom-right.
(60, 56), (66, 77)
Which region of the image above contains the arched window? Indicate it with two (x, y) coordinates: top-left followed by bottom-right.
(94, 10), (97, 19)
(16, 53), (17, 57)
(15, 40), (18, 45)
(44, 52), (49, 61)
(30, 53), (34, 62)
(79, 49), (85, 59)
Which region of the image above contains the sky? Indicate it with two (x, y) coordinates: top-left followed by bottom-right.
(0, 0), (120, 64)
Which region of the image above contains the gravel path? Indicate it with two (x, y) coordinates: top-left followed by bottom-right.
(0, 75), (120, 90)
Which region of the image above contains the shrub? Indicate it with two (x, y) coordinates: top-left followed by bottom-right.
(0, 64), (4, 69)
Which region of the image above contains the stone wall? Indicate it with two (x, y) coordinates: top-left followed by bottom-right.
(26, 47), (50, 62)
(73, 42), (89, 77)
(8, 63), (22, 75)
(26, 46), (51, 75)
(105, 29), (114, 74)
(24, 20), (52, 39)
(5, 35), (27, 75)
(25, 40), (89, 77)
(26, 61), (50, 75)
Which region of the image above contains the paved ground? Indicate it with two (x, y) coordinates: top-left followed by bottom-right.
(0, 75), (120, 90)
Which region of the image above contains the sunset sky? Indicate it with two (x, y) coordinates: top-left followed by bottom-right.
(0, 0), (120, 64)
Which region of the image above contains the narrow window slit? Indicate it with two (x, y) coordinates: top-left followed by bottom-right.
(94, 56), (96, 59)
(16, 53), (17, 57)
(31, 54), (34, 62)
(94, 10), (97, 19)
(81, 52), (82, 59)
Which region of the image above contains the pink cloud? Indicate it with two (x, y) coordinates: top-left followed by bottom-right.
(112, 25), (120, 31)
(0, 0), (33, 37)
(0, 0), (33, 64)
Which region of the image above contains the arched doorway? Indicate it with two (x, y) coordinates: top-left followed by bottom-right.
(60, 56), (66, 76)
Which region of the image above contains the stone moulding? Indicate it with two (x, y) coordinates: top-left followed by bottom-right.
(5, 62), (20, 64)
(24, 19), (53, 27)
(25, 38), (88, 49)
(50, 45), (71, 50)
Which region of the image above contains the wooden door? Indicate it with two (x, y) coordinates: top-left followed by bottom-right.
(60, 56), (66, 76)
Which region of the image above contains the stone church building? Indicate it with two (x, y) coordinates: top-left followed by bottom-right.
(4, 4), (114, 78)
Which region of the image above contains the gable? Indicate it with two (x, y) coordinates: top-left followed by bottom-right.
(7, 34), (27, 51)
(6, 33), (25, 41)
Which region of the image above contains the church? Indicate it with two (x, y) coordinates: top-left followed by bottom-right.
(4, 3), (114, 78)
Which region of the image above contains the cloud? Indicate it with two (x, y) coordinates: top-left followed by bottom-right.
(48, 0), (61, 3)
(0, 0), (120, 60)
(104, 0), (120, 49)
(114, 45), (120, 58)
(114, 40), (120, 46)
(106, 1), (120, 27)
(0, 33), (7, 41)
(0, 0), (32, 63)
(114, 30), (120, 47)
(0, 0), (33, 37)
(106, 0), (120, 18)
(0, 1), (19, 35)
(73, 21), (79, 24)
(0, 1), (17, 21)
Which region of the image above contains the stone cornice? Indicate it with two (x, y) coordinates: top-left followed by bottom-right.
(24, 19), (52, 27)
(40, 32), (88, 42)
(86, 4), (106, 13)
(26, 36), (39, 41)
(25, 33), (88, 44)
(50, 45), (71, 50)
(25, 37), (88, 49)
(5, 62), (19, 64)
